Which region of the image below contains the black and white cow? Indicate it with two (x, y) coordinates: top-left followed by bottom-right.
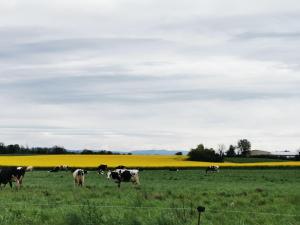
(0, 167), (26, 189)
(107, 169), (139, 188)
(205, 165), (219, 174)
(97, 164), (108, 175)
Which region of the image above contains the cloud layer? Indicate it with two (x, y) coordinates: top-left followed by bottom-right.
(0, 0), (300, 152)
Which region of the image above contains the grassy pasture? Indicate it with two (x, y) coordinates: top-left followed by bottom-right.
(0, 169), (299, 225)
(224, 157), (290, 163)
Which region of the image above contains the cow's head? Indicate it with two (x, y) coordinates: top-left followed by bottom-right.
(77, 169), (84, 176)
(16, 167), (26, 179)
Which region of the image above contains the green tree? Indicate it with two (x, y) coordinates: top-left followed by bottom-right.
(81, 149), (94, 154)
(226, 145), (236, 157)
(237, 139), (251, 156)
(0, 142), (5, 153)
(188, 144), (223, 162)
(51, 145), (67, 154)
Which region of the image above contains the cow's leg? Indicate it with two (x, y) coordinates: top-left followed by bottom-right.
(15, 180), (20, 190)
(131, 175), (140, 186)
(135, 176), (140, 185)
(117, 181), (121, 188)
(19, 176), (23, 188)
(9, 181), (12, 188)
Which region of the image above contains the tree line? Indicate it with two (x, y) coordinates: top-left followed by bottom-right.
(0, 143), (128, 155)
(0, 143), (68, 154)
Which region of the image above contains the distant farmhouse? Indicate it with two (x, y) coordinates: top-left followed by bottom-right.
(250, 150), (271, 156)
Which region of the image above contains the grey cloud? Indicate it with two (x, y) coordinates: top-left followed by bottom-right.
(0, 36), (174, 61)
(1, 74), (299, 105)
(236, 32), (300, 40)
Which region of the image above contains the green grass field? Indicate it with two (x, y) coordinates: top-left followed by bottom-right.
(0, 169), (299, 225)
(224, 157), (290, 163)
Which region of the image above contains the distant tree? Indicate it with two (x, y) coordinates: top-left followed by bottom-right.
(6, 144), (21, 154)
(81, 149), (94, 154)
(295, 148), (300, 160)
(217, 144), (226, 157)
(188, 144), (223, 162)
(175, 151), (183, 155)
(51, 146), (67, 154)
(0, 142), (5, 153)
(226, 145), (236, 157)
(237, 139), (251, 156)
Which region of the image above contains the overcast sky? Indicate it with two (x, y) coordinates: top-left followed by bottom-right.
(0, 0), (299, 152)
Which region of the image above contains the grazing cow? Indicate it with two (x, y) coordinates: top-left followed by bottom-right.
(60, 165), (69, 171)
(48, 165), (69, 172)
(26, 166), (34, 172)
(205, 166), (219, 174)
(0, 167), (26, 189)
(97, 164), (108, 175)
(48, 166), (60, 172)
(73, 169), (85, 187)
(107, 169), (140, 188)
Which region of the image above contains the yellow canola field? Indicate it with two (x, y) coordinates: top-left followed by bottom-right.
(0, 155), (299, 168)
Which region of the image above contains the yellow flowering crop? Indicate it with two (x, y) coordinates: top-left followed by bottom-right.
(0, 155), (299, 168)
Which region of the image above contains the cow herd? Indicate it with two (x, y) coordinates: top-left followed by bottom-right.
(0, 165), (220, 189)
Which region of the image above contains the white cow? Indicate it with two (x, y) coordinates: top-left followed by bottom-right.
(73, 169), (85, 187)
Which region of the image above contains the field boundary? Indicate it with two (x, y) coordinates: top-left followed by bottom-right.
(0, 203), (298, 217)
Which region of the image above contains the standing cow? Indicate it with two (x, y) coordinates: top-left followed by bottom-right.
(0, 167), (26, 189)
(107, 169), (140, 188)
(73, 169), (85, 187)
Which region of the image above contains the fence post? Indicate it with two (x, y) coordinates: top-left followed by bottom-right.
(197, 206), (205, 225)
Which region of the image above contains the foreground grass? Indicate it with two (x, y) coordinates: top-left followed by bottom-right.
(0, 169), (299, 225)
(0, 155), (299, 168)
(224, 157), (289, 163)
